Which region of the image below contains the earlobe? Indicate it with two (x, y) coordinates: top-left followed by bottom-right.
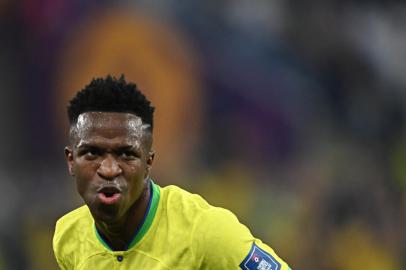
(148, 151), (155, 166)
(64, 146), (75, 176)
(145, 151), (155, 178)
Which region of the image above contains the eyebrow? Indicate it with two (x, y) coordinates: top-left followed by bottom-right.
(76, 142), (137, 150)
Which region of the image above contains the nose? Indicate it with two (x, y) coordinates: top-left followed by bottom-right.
(97, 155), (122, 180)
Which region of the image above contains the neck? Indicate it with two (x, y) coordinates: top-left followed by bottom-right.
(95, 182), (151, 251)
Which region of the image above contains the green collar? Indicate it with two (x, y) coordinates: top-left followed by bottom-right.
(95, 180), (161, 251)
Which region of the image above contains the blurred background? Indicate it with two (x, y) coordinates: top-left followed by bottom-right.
(0, 0), (405, 269)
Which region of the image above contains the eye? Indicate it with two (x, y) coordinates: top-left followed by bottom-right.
(119, 150), (137, 160)
(86, 150), (98, 158)
(79, 148), (102, 160)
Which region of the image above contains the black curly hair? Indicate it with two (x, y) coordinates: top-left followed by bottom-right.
(67, 75), (155, 131)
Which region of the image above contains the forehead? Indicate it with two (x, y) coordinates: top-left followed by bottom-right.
(73, 112), (149, 142)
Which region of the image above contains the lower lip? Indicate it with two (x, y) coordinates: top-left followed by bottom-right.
(98, 193), (122, 205)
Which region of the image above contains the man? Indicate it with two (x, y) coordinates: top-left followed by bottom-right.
(53, 75), (292, 269)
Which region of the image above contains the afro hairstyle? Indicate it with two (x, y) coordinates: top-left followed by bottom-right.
(67, 75), (155, 131)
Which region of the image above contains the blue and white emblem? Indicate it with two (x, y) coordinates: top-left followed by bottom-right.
(239, 243), (281, 270)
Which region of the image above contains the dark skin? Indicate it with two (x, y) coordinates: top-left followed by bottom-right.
(65, 112), (154, 251)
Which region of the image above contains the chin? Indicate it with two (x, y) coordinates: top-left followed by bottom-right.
(92, 204), (122, 224)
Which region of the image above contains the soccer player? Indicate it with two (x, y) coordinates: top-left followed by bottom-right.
(53, 75), (292, 270)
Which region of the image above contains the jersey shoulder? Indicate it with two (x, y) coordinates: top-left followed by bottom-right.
(53, 205), (96, 269)
(160, 185), (248, 235)
(160, 187), (292, 270)
(196, 207), (291, 269)
(160, 184), (212, 218)
(54, 205), (93, 242)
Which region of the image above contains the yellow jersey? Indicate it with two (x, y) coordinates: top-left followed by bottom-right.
(53, 181), (291, 270)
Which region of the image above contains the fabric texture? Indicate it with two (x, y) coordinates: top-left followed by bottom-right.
(53, 182), (291, 270)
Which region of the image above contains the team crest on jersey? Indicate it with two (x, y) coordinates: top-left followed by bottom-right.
(239, 243), (281, 270)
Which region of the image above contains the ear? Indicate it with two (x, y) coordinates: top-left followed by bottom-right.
(145, 150), (155, 176)
(147, 150), (155, 166)
(65, 146), (75, 176)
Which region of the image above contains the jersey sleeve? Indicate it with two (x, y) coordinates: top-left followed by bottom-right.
(190, 207), (291, 270)
(54, 256), (68, 270)
(53, 219), (72, 270)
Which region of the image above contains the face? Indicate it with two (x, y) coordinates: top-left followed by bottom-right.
(65, 112), (154, 224)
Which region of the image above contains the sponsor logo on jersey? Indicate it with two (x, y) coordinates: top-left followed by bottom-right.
(239, 243), (281, 270)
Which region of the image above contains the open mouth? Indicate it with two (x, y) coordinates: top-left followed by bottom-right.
(97, 186), (122, 205)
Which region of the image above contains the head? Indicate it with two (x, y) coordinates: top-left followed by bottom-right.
(65, 75), (155, 223)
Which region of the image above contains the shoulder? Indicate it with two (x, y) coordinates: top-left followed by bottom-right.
(159, 184), (248, 242)
(53, 205), (94, 268)
(189, 203), (292, 269)
(54, 205), (93, 241)
(159, 185), (251, 263)
(192, 206), (253, 253)
(160, 184), (211, 210)
(155, 184), (292, 269)
(159, 184), (212, 221)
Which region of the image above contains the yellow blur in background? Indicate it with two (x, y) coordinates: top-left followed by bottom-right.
(0, 1), (405, 269)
